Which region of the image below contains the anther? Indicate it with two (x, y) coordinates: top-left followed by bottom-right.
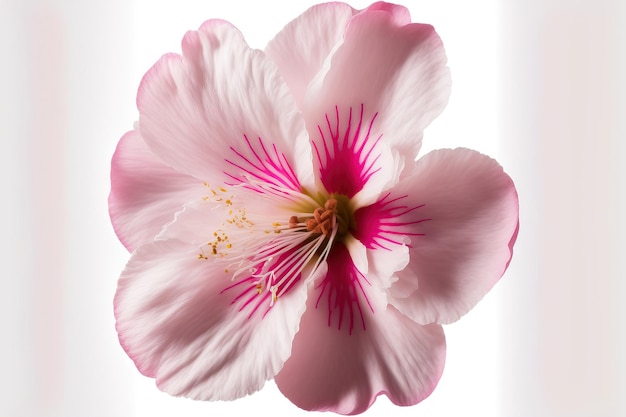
(324, 199), (338, 210)
(305, 198), (338, 236)
(289, 216), (299, 228)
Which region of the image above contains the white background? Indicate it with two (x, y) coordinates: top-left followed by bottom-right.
(1, 0), (624, 416)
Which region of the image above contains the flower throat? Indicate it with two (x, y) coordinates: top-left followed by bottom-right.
(289, 193), (353, 239)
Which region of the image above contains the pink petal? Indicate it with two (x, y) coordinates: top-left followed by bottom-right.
(310, 104), (402, 205)
(304, 6), (451, 158)
(265, 2), (357, 109)
(275, 242), (446, 414)
(364, 1), (411, 25)
(114, 239), (308, 400)
(137, 19), (313, 189)
(368, 148), (519, 324)
(109, 130), (201, 252)
(155, 199), (236, 246)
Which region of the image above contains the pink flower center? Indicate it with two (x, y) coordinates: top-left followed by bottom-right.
(209, 192), (355, 319)
(313, 104), (382, 198)
(205, 104), (390, 331)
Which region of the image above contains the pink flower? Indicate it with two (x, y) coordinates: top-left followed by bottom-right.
(110, 2), (519, 415)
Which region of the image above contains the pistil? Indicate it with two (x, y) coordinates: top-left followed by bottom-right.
(289, 197), (351, 237)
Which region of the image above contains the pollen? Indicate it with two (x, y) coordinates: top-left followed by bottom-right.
(197, 186), (260, 260)
(202, 183), (236, 206)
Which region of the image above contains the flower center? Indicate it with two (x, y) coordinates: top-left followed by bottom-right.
(202, 188), (357, 318)
(290, 199), (338, 236)
(288, 194), (353, 238)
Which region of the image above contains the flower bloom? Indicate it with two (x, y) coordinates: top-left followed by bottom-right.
(110, 2), (519, 414)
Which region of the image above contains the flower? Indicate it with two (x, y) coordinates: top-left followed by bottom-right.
(110, 2), (519, 415)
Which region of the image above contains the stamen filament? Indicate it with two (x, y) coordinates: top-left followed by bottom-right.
(275, 235), (328, 298)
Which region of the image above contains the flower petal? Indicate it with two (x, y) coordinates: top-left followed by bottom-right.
(114, 239), (308, 400)
(265, 2), (357, 108)
(383, 148), (519, 324)
(275, 243), (446, 414)
(304, 6), (450, 158)
(109, 130), (202, 252)
(310, 104), (404, 205)
(363, 1), (411, 25)
(137, 19), (313, 189)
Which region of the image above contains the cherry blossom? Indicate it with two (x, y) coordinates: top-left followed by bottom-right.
(110, 2), (518, 414)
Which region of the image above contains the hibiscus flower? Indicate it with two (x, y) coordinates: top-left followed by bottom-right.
(110, 1), (519, 415)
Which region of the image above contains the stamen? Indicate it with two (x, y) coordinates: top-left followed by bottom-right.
(289, 216), (299, 228)
(305, 198), (339, 236)
(207, 188), (355, 316)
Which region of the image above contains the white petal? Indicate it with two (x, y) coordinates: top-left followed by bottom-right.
(138, 19), (314, 189)
(114, 239), (308, 400)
